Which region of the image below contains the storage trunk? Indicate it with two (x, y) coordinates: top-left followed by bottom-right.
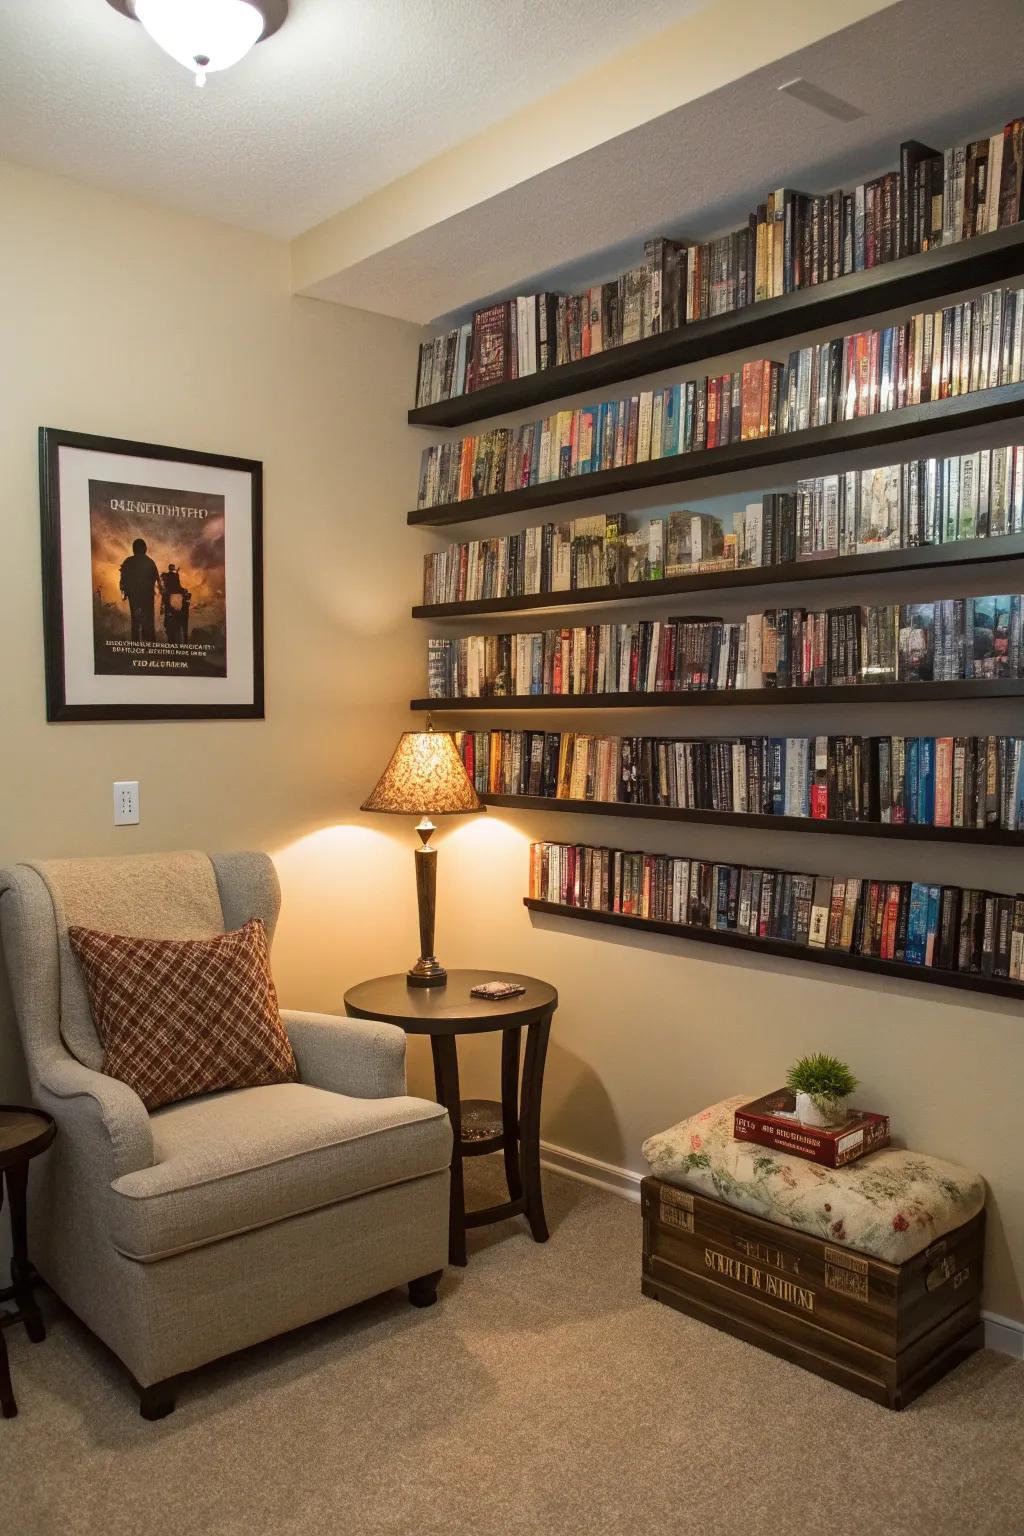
(641, 1175), (984, 1409)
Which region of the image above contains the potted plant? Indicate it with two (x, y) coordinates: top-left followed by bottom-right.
(786, 1053), (858, 1128)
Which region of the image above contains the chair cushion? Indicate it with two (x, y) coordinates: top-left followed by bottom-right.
(642, 1096), (985, 1264)
(109, 1083), (452, 1261)
(68, 918), (297, 1110)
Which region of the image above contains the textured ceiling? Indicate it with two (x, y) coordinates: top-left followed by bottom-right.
(0, 0), (703, 239)
(300, 0), (1024, 323)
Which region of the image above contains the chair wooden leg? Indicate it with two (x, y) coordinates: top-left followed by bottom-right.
(408, 1270), (443, 1308)
(138, 1380), (177, 1421)
(0, 1329), (17, 1419)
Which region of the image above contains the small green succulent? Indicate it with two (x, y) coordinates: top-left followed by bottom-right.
(786, 1053), (858, 1106)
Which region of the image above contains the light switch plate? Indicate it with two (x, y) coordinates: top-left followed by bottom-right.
(113, 781), (139, 826)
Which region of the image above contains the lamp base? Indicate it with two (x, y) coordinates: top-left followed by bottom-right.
(408, 819), (446, 986)
(407, 957), (447, 988)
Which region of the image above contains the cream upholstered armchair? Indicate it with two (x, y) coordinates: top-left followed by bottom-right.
(0, 851), (451, 1419)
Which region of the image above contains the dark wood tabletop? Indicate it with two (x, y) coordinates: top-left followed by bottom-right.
(0, 1108), (55, 1172)
(343, 970), (557, 1035)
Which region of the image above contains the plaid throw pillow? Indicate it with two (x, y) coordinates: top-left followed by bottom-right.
(67, 919), (297, 1111)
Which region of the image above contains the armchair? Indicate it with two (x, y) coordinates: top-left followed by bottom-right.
(0, 851), (451, 1418)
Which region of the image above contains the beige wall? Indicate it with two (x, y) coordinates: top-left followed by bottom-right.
(2, 157), (1022, 1330)
(0, 156), (431, 1238)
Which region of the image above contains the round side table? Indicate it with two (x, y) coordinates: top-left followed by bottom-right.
(0, 1106), (56, 1419)
(344, 970), (557, 1267)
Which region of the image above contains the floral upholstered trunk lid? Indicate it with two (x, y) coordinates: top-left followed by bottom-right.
(642, 1096), (984, 1264)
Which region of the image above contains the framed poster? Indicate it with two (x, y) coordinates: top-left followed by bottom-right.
(39, 428), (264, 721)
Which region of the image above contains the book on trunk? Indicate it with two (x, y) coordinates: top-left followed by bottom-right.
(733, 1089), (891, 1167)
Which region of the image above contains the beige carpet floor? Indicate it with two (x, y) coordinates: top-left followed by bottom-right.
(4, 1163), (1024, 1536)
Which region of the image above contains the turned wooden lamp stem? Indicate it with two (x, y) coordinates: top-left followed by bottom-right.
(409, 817), (446, 987)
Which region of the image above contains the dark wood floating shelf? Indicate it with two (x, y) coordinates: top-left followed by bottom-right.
(407, 381), (1024, 527)
(523, 897), (1024, 1001)
(408, 225), (1024, 430)
(413, 532), (1024, 620)
(413, 679), (1024, 712)
(483, 794), (1024, 846)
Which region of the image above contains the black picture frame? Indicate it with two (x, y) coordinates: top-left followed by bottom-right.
(39, 427), (264, 722)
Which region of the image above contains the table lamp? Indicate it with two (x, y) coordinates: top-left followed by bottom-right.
(361, 726), (483, 987)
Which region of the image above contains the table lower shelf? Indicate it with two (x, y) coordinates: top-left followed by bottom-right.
(459, 1097), (517, 1157)
(453, 1098), (531, 1228)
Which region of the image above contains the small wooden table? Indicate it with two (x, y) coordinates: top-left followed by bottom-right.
(344, 970), (557, 1267)
(0, 1106), (56, 1419)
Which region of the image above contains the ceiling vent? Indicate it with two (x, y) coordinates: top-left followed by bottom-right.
(777, 78), (867, 122)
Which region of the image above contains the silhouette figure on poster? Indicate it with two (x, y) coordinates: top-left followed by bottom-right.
(118, 538), (160, 641)
(159, 563), (192, 645)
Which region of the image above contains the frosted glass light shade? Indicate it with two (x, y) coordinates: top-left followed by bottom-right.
(361, 732), (483, 817)
(134, 0), (265, 85)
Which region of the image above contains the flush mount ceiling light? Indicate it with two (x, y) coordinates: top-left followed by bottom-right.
(106, 0), (288, 88)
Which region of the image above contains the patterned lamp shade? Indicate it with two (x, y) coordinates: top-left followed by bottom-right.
(361, 730), (483, 816)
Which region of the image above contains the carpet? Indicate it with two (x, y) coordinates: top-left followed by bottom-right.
(3, 1162), (1023, 1536)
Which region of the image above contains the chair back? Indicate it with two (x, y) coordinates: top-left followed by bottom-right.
(0, 851), (281, 1077)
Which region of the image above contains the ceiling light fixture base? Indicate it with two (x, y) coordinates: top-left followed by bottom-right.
(105, 0), (289, 40)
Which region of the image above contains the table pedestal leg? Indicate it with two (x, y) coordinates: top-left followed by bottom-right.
(431, 1035), (466, 1267)
(0, 1179), (15, 1418)
(519, 1013), (552, 1243)
(500, 1028), (523, 1202)
(0, 1329), (15, 1419)
(5, 1164), (44, 1343)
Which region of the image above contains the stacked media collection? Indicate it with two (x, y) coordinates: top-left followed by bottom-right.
(416, 281), (1024, 509)
(422, 444), (1024, 606)
(455, 731), (1024, 833)
(415, 116), (1024, 406)
(527, 842), (1024, 983)
(409, 112), (1024, 998)
(425, 595), (1024, 699)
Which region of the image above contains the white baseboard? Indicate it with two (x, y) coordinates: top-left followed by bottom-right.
(982, 1313), (1024, 1358)
(540, 1138), (1024, 1360)
(540, 1139), (642, 1201)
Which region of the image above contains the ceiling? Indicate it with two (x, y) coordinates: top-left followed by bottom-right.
(295, 0), (1024, 323)
(0, 0), (702, 240)
(4, 0), (1022, 327)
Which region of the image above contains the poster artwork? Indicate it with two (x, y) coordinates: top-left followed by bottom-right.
(89, 479), (227, 678)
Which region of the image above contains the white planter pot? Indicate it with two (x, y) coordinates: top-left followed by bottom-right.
(795, 1091), (845, 1128)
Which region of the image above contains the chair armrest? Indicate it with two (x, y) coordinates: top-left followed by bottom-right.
(281, 1009), (407, 1099)
(35, 1057), (153, 1181)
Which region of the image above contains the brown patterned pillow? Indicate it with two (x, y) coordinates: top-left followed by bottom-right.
(67, 918), (297, 1111)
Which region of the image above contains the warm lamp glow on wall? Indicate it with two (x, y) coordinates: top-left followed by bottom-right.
(105, 0), (288, 87)
(361, 728), (483, 988)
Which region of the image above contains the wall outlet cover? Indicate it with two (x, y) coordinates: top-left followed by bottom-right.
(113, 780), (140, 826)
